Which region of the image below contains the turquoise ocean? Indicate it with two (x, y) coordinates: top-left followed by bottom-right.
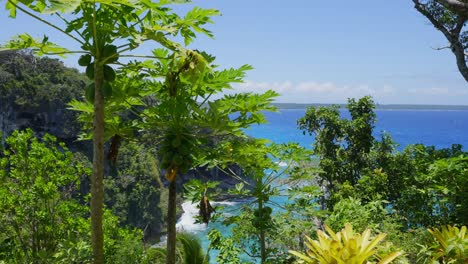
(176, 108), (468, 263)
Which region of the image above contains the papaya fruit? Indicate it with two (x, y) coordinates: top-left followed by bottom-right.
(103, 65), (116, 82)
(103, 45), (118, 63)
(78, 54), (92, 66)
(85, 83), (95, 103)
(165, 167), (178, 182)
(102, 81), (113, 98)
(85, 62), (95, 79)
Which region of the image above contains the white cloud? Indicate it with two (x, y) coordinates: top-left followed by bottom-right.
(222, 81), (467, 105)
(409, 87), (449, 95)
(228, 81), (397, 104)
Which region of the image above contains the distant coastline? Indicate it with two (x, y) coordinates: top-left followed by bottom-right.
(273, 103), (468, 110)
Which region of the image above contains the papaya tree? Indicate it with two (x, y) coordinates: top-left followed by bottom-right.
(1, 1), (219, 263)
(197, 140), (314, 263)
(132, 47), (278, 264)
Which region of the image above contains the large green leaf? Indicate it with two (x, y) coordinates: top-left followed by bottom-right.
(0, 34), (69, 56)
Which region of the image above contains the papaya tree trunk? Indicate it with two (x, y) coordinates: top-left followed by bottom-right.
(91, 62), (105, 264)
(259, 198), (266, 263)
(166, 174), (177, 264)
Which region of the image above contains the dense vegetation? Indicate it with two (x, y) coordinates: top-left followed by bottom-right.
(1, 54), (467, 264)
(0, 50), (172, 242)
(0, 1), (467, 264)
(201, 97), (468, 263)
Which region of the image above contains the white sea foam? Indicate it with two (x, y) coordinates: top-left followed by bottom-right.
(176, 201), (206, 232)
(212, 201), (237, 206)
(175, 200), (238, 233)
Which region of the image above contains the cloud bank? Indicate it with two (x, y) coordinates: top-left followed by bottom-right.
(224, 81), (468, 105)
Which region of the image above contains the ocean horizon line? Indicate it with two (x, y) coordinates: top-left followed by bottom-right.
(272, 102), (468, 110)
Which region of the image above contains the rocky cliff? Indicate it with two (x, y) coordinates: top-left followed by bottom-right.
(0, 50), (87, 149)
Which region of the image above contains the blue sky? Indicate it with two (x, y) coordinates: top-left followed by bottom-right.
(1, 0), (467, 105)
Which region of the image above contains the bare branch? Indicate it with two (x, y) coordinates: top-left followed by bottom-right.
(119, 54), (167, 60)
(42, 50), (90, 55)
(431, 45), (451, 50)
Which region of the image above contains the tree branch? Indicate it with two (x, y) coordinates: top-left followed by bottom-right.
(55, 13), (87, 42)
(435, 0), (468, 15)
(413, 0), (452, 39)
(414, 0), (468, 82)
(8, 0), (85, 45)
(42, 50), (90, 55)
(119, 54), (167, 59)
(431, 45), (451, 50)
(452, 15), (466, 35)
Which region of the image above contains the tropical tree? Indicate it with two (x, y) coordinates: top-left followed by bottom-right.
(413, 0), (468, 82)
(298, 96), (377, 209)
(1, 1), (220, 263)
(198, 140), (314, 263)
(133, 48), (278, 263)
(225, 140), (285, 263)
(395, 151), (468, 227)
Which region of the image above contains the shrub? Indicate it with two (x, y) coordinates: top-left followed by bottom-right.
(418, 225), (468, 264)
(289, 223), (402, 264)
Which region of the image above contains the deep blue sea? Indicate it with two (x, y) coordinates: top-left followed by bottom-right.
(177, 109), (468, 263)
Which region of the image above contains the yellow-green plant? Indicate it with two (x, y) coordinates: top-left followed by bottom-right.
(426, 225), (467, 263)
(289, 223), (402, 264)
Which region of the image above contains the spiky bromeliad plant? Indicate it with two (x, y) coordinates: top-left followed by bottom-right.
(289, 223), (402, 264)
(425, 225), (467, 263)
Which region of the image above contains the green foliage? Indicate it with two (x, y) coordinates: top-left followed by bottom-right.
(2, 1), (226, 261)
(143, 233), (208, 264)
(419, 225), (468, 263)
(0, 34), (69, 56)
(207, 141), (317, 263)
(289, 223), (402, 264)
(0, 129), (87, 262)
(54, 239), (92, 264)
(123, 42), (278, 261)
(0, 130), (152, 263)
(395, 149), (468, 227)
(325, 198), (391, 234)
(52, 209), (148, 264)
(295, 96), (468, 263)
(207, 229), (241, 264)
(298, 96), (378, 209)
(177, 233), (208, 264)
(137, 50), (278, 175)
(298, 96), (468, 231)
(273, 182), (322, 257)
(105, 141), (165, 240)
(144, 247), (167, 264)
(102, 210), (147, 264)
(0, 51), (86, 139)
(0, 50), (86, 108)
(52, 209), (149, 264)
